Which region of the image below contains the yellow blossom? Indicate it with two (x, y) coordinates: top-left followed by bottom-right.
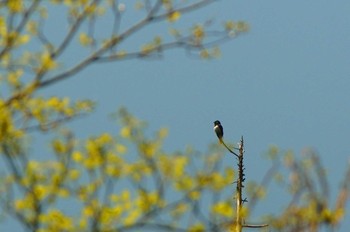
(84, 154), (103, 169)
(47, 97), (60, 108)
(212, 201), (234, 218)
(14, 199), (27, 211)
(0, 51), (10, 67)
(189, 190), (201, 200)
(97, 133), (113, 144)
(116, 50), (127, 59)
(79, 218), (88, 229)
(224, 167), (235, 183)
(33, 184), (48, 200)
(188, 223), (205, 232)
(84, 139), (104, 169)
(121, 190), (130, 202)
(39, 52), (57, 71)
(236, 21), (249, 32)
(83, 205), (94, 217)
(68, 169), (80, 180)
(7, 0), (23, 13)
(27, 161), (40, 172)
(45, 209), (73, 230)
(14, 194), (35, 211)
(120, 126), (131, 138)
(171, 203), (188, 218)
(224, 21), (235, 31)
(173, 156), (188, 177)
(79, 32), (93, 46)
(72, 151), (83, 162)
(109, 194), (119, 203)
(174, 175), (193, 191)
(77, 186), (88, 201)
(116, 144), (127, 154)
(139, 142), (157, 158)
(192, 25), (205, 40)
(141, 43), (157, 55)
(7, 69), (23, 87)
(0, 117), (9, 139)
(210, 172), (226, 191)
(123, 209), (140, 226)
(27, 21), (38, 35)
(0, 16), (5, 29)
(85, 4), (97, 15)
(136, 191), (164, 212)
(128, 162), (152, 181)
(58, 188), (70, 198)
(158, 127), (168, 138)
(167, 11), (181, 22)
(333, 208), (345, 224)
(105, 165), (122, 177)
(200, 49), (210, 59)
(52, 139), (67, 154)
(100, 205), (123, 224)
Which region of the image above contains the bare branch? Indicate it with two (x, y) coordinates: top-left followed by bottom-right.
(0, 0), (41, 59)
(37, 0), (220, 88)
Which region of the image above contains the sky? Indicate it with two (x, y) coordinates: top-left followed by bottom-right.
(3, 0), (350, 231)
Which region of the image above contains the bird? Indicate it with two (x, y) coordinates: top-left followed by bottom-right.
(213, 120), (224, 144)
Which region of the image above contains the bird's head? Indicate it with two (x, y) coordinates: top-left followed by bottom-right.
(214, 120), (221, 126)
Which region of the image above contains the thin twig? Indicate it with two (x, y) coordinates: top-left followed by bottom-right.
(37, 0), (218, 88)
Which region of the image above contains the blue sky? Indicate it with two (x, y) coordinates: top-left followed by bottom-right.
(4, 0), (350, 230)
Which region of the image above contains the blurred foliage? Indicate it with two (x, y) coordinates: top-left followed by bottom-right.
(0, 0), (348, 232)
(247, 146), (350, 232)
(1, 107), (238, 231)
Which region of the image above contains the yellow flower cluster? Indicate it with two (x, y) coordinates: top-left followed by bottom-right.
(212, 201), (234, 218)
(12, 96), (94, 130)
(5, 107), (237, 231)
(39, 52), (57, 71)
(39, 209), (73, 232)
(140, 36), (164, 56)
(11, 160), (72, 228)
(79, 32), (93, 46)
(269, 199), (344, 230)
(136, 190), (165, 212)
(167, 11), (181, 22)
(0, 100), (24, 142)
(188, 223), (205, 232)
(196, 168), (234, 191)
(7, 0), (24, 13)
(158, 155), (188, 178)
(0, 17), (30, 47)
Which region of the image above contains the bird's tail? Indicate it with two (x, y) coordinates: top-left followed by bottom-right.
(221, 139), (238, 157)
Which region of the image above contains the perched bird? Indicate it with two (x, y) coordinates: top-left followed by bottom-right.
(213, 120), (224, 144)
(213, 120), (238, 156)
